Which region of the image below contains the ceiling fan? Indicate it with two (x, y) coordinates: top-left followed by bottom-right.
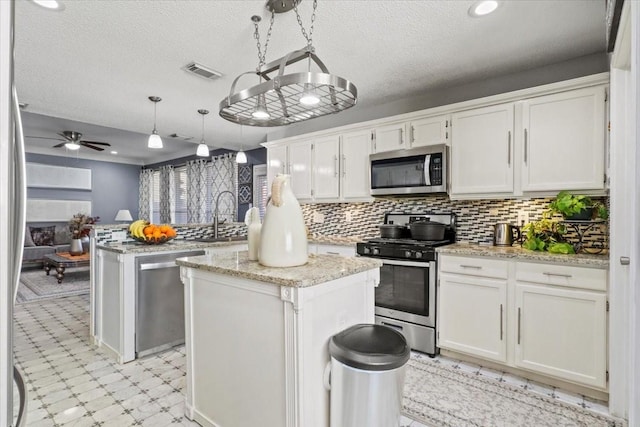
(27, 130), (111, 151)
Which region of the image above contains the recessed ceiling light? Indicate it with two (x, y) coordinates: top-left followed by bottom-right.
(110, 151), (118, 155)
(30, 0), (66, 11)
(468, 0), (499, 17)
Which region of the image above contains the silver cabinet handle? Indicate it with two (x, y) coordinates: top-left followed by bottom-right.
(334, 155), (338, 177)
(326, 251), (340, 255)
(620, 256), (630, 265)
(460, 264), (482, 269)
(542, 272), (572, 278)
(507, 131), (511, 166)
(499, 304), (503, 341)
(400, 128), (404, 145)
(342, 155), (346, 177)
(140, 261), (179, 271)
(524, 129), (528, 164)
(411, 125), (415, 144)
(517, 307), (521, 345)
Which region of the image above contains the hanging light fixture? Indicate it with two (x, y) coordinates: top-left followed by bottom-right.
(65, 141), (80, 150)
(148, 96), (163, 149)
(236, 150), (248, 164)
(196, 109), (210, 157)
(219, 0), (357, 127)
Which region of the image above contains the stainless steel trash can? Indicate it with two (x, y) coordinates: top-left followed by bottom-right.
(328, 324), (410, 427)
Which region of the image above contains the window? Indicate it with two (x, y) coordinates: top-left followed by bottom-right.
(253, 165), (268, 220)
(150, 166), (188, 224)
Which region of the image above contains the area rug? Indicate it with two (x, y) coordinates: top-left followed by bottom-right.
(16, 267), (90, 303)
(403, 357), (626, 427)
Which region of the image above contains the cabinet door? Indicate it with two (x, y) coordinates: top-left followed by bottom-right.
(373, 122), (406, 153)
(521, 86), (606, 192)
(450, 103), (514, 195)
(313, 135), (341, 200)
(288, 141), (313, 200)
(438, 272), (507, 363)
(267, 145), (288, 191)
(341, 130), (372, 200)
(315, 244), (356, 257)
(514, 283), (607, 388)
(409, 115), (449, 148)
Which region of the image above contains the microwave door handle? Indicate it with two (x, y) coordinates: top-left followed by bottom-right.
(424, 154), (431, 186)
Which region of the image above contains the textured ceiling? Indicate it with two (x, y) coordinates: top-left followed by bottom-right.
(14, 0), (606, 165)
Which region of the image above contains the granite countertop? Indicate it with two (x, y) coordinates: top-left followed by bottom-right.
(437, 243), (609, 268)
(96, 238), (247, 254)
(176, 251), (382, 288)
(309, 235), (363, 246)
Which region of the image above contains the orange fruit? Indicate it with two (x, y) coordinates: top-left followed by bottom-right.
(166, 228), (177, 238)
(159, 224), (171, 233)
(143, 225), (154, 236)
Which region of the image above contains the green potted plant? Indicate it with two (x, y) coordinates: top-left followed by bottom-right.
(522, 216), (575, 254)
(547, 191), (593, 220)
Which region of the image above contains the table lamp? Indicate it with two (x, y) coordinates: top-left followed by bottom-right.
(115, 209), (133, 222)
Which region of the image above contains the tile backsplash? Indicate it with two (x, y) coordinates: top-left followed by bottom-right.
(301, 196), (609, 247)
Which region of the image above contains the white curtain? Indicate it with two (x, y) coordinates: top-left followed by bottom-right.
(138, 169), (154, 221)
(210, 153), (238, 223)
(159, 165), (175, 224)
(186, 159), (211, 224)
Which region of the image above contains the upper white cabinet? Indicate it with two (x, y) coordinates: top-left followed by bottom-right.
(372, 122), (406, 153)
(450, 103), (515, 196)
(267, 144), (288, 188)
(341, 130), (372, 200)
(521, 86), (606, 192)
(409, 115), (450, 148)
(313, 135), (341, 200)
(289, 141), (313, 201)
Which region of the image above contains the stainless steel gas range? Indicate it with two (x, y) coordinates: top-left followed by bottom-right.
(356, 212), (456, 356)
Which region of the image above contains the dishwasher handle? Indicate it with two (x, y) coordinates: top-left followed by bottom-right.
(139, 261), (179, 271)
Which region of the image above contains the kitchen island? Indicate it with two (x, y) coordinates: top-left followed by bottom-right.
(176, 252), (381, 427)
(91, 239), (248, 363)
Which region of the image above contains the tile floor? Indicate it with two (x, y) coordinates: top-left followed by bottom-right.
(12, 295), (608, 426)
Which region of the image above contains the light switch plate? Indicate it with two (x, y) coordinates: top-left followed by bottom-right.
(112, 230), (127, 241)
(517, 210), (529, 226)
(345, 211), (352, 222)
(313, 212), (325, 224)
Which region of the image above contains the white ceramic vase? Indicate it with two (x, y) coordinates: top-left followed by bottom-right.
(259, 174), (308, 267)
(245, 207), (262, 261)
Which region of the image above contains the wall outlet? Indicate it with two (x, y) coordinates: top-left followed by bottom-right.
(313, 212), (325, 224)
(112, 230), (127, 241)
(517, 210), (529, 226)
(345, 211), (352, 222)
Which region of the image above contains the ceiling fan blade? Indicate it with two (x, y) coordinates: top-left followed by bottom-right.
(81, 140), (111, 146)
(81, 143), (105, 151)
(26, 136), (66, 141)
(53, 142), (67, 148)
(57, 132), (74, 141)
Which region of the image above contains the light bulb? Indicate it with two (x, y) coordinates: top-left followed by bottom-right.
(65, 142), (80, 150)
(236, 150), (248, 164)
(469, 0), (499, 17)
(148, 132), (163, 149)
(300, 84), (320, 106)
(31, 0), (65, 10)
(252, 95), (270, 120)
(196, 143), (209, 157)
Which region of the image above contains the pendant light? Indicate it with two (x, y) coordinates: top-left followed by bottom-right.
(196, 109), (210, 157)
(235, 125), (247, 163)
(148, 96), (163, 149)
(219, 0), (357, 127)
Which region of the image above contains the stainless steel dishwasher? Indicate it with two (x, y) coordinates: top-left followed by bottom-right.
(135, 250), (204, 358)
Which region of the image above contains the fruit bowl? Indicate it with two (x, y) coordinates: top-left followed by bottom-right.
(130, 234), (175, 245)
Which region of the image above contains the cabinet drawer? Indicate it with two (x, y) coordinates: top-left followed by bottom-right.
(515, 262), (606, 291)
(439, 256), (508, 279)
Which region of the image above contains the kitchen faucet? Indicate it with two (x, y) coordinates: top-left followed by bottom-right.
(213, 190), (235, 239)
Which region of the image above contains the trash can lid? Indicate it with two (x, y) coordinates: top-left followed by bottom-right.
(329, 324), (410, 371)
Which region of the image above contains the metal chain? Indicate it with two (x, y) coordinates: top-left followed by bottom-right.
(294, 0), (318, 48)
(253, 10), (275, 68)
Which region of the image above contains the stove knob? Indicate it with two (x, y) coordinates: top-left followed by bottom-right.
(415, 251), (423, 259)
(363, 247), (371, 254)
(372, 247), (380, 255)
(405, 250), (412, 258)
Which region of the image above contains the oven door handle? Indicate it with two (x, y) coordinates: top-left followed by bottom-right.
(381, 259), (434, 268)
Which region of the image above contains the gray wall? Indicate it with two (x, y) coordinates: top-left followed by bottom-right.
(267, 52), (609, 141)
(26, 153), (140, 223)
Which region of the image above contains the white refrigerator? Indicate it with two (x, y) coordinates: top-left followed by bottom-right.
(1, 0), (28, 425)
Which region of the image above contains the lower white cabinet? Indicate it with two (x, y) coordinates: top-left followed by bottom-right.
(438, 254), (608, 390)
(439, 272), (507, 363)
(311, 243), (356, 257)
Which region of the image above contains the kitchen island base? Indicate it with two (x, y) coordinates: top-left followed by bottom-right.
(179, 255), (379, 427)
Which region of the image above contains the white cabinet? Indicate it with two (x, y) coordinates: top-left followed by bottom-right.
(340, 129), (372, 200)
(409, 115), (450, 148)
(514, 262), (607, 389)
(288, 141), (313, 200)
(267, 144), (288, 186)
(521, 86), (606, 192)
(373, 122), (406, 153)
(313, 135), (341, 200)
(437, 254), (608, 390)
(450, 103), (515, 196)
(311, 243), (356, 257)
(439, 256), (509, 363)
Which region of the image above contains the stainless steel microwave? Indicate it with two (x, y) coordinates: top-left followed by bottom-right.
(370, 144), (448, 196)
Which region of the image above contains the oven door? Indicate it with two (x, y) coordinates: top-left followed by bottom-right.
(375, 259), (436, 327)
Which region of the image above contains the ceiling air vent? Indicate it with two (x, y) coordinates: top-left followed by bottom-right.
(169, 133), (194, 141)
(183, 62), (223, 80)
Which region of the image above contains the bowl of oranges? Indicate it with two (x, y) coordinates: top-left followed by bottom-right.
(129, 220), (178, 244)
